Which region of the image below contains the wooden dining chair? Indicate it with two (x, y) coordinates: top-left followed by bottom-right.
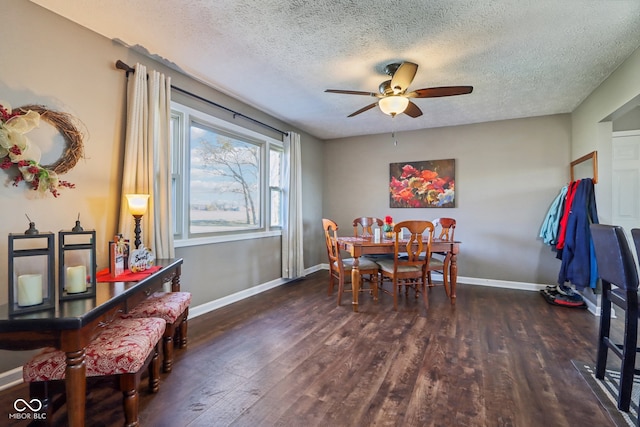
(352, 217), (383, 237)
(353, 216), (393, 262)
(377, 220), (434, 311)
(322, 218), (379, 305)
(590, 224), (640, 411)
(427, 217), (457, 302)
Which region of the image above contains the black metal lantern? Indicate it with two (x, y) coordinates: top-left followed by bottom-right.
(58, 224), (97, 301)
(8, 230), (56, 315)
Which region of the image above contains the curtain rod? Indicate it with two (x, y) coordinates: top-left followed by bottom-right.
(115, 60), (288, 136)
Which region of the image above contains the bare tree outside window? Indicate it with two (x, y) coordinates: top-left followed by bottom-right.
(190, 123), (260, 233)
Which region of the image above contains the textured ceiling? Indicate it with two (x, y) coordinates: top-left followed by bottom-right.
(30, 0), (640, 140)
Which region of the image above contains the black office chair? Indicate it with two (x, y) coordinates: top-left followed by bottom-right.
(590, 224), (639, 412)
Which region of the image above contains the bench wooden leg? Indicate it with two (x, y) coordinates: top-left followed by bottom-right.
(162, 324), (176, 374)
(119, 374), (141, 427)
(149, 344), (160, 393)
(178, 310), (189, 349)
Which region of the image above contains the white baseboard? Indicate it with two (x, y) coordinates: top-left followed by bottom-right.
(188, 264), (324, 319)
(0, 367), (23, 392)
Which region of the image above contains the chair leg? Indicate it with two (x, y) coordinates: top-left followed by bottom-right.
(29, 382), (53, 427)
(393, 278), (399, 311)
(442, 257), (451, 299)
(596, 298), (611, 379)
(327, 272), (335, 296)
(371, 274), (379, 302)
(421, 279), (429, 310)
(618, 311), (638, 411)
(336, 275), (345, 306)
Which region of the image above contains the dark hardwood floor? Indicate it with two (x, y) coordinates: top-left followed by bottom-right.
(1, 271), (617, 426)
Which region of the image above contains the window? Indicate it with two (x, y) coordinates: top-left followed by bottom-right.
(171, 102), (284, 243)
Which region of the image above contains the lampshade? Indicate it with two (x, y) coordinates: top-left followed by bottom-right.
(125, 194), (150, 216)
(378, 96), (409, 116)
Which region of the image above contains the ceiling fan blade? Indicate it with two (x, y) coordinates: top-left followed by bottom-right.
(347, 102), (378, 117)
(403, 101), (423, 118)
(325, 89), (378, 97)
(390, 62), (418, 94)
(407, 86), (473, 98)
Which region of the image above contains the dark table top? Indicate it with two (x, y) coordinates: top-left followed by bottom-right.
(0, 258), (183, 331)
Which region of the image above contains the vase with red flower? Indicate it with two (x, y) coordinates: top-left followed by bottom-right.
(383, 215), (394, 239)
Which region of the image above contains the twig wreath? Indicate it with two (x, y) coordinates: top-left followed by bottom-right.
(0, 102), (84, 197)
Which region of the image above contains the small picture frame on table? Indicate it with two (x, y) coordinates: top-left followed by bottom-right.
(109, 235), (129, 277)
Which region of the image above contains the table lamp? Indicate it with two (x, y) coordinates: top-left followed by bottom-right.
(125, 194), (149, 249)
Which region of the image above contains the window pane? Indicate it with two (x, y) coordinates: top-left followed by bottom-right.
(269, 148), (283, 227)
(270, 188), (281, 227)
(189, 122), (261, 234)
(270, 149), (281, 187)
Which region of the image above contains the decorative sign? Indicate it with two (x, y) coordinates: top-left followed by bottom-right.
(129, 245), (155, 273)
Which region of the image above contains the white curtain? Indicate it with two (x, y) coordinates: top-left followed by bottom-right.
(118, 63), (174, 258)
(282, 132), (305, 279)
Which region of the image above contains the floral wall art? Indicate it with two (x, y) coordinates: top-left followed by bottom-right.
(389, 159), (455, 208)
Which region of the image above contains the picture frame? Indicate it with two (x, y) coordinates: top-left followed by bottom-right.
(389, 159), (456, 208)
(570, 150), (598, 183)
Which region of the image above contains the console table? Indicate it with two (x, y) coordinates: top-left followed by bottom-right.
(0, 258), (183, 427)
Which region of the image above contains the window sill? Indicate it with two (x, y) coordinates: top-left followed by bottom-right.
(174, 229), (282, 248)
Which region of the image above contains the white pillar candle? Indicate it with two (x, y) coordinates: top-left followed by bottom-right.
(66, 265), (87, 294)
(374, 228), (381, 243)
(17, 274), (43, 307)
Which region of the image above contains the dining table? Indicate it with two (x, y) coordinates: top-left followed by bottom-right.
(337, 236), (460, 312)
(0, 258), (183, 427)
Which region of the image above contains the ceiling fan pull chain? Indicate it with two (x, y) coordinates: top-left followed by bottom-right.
(392, 117), (398, 146)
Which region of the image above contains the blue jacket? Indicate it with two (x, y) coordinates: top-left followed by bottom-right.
(540, 185), (568, 245)
(557, 179), (599, 289)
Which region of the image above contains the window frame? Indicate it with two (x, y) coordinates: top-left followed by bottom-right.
(171, 101), (284, 247)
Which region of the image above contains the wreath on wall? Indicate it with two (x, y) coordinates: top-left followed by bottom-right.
(0, 102), (84, 197)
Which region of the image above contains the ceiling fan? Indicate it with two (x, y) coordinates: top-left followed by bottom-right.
(325, 62), (473, 118)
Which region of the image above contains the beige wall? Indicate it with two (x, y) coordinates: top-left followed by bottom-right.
(323, 114), (571, 285)
(0, 0), (324, 372)
(571, 47), (640, 225)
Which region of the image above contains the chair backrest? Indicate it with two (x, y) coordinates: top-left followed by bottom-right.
(590, 224), (639, 291)
(631, 228), (640, 267)
(353, 217), (383, 237)
(392, 220), (435, 267)
(322, 218), (344, 277)
(433, 217), (456, 241)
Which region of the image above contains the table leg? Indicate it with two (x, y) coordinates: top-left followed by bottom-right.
(171, 265), (182, 291)
(450, 251), (458, 305)
(65, 349), (86, 427)
(351, 257), (360, 312)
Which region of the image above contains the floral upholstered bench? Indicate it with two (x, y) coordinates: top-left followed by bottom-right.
(23, 316), (166, 426)
(122, 291), (191, 373)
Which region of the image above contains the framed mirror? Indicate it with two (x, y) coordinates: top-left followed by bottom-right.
(570, 151), (598, 183)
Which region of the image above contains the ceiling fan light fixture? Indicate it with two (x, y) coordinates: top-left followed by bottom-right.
(378, 95), (409, 117)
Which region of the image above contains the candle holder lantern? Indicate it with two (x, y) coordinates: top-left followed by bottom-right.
(58, 224), (97, 301)
(8, 231), (56, 315)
